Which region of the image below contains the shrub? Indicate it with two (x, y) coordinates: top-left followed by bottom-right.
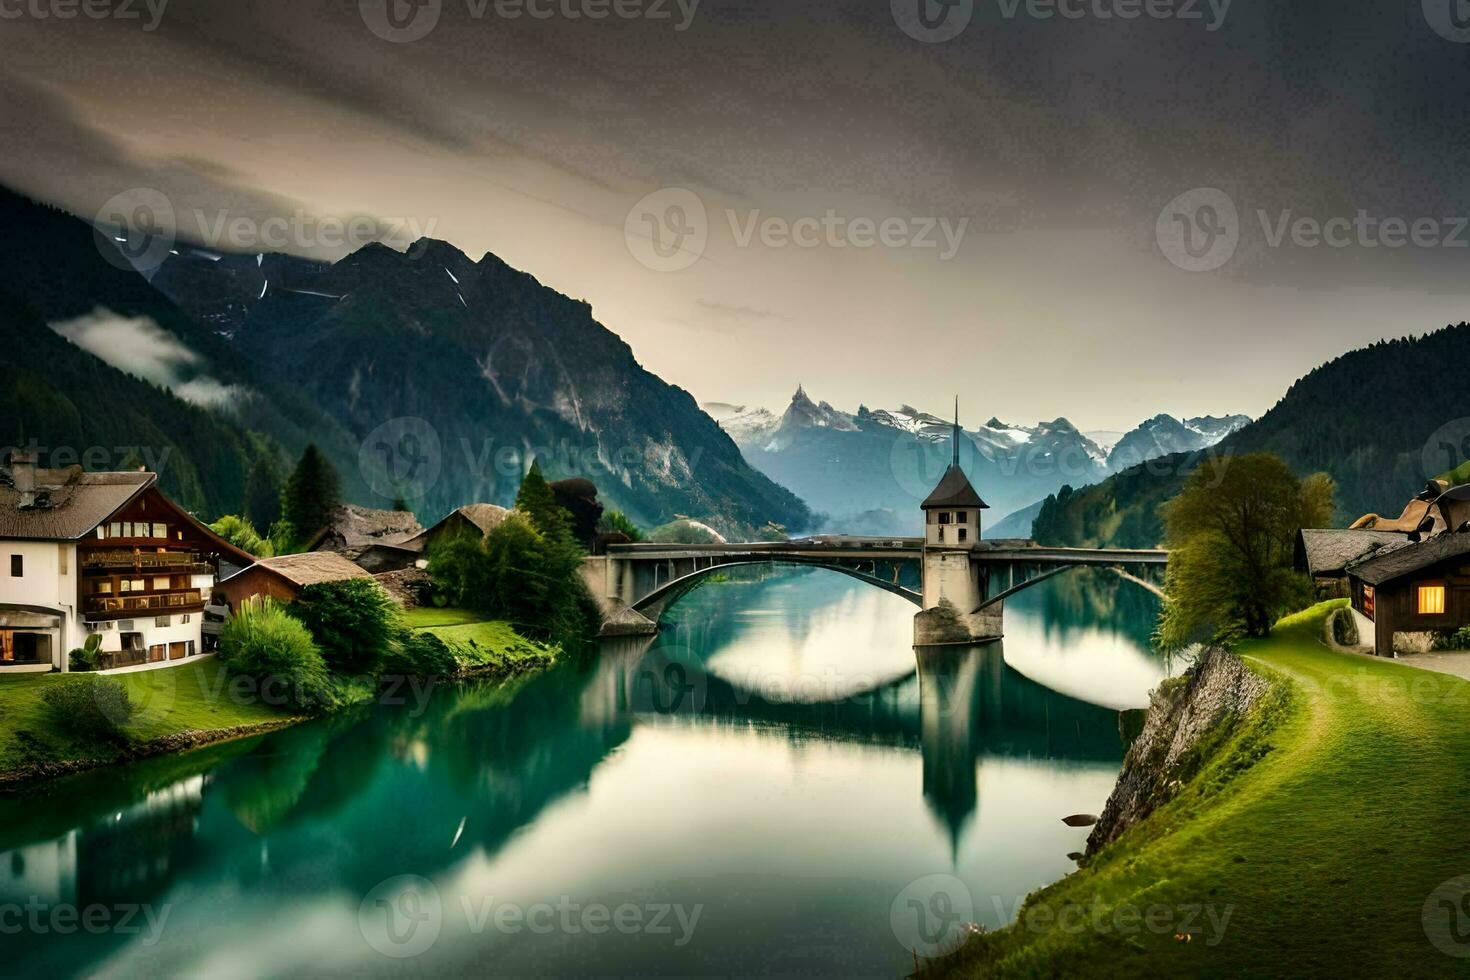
(67, 633), (103, 672)
(382, 629), (459, 678)
(41, 675), (134, 743)
(220, 596), (336, 713)
(290, 578), (399, 674)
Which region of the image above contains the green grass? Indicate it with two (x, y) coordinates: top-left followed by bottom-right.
(0, 658), (293, 774)
(415, 614), (558, 672)
(933, 600), (1470, 978)
(401, 606), (488, 628)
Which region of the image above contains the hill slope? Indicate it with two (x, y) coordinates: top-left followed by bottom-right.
(1032, 324), (1470, 547)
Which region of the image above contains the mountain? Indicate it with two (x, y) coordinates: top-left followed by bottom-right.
(703, 389), (1245, 536)
(1032, 324), (1470, 548)
(0, 186), (363, 517)
(0, 185), (809, 535)
(209, 237), (809, 534)
(1106, 414), (1249, 471)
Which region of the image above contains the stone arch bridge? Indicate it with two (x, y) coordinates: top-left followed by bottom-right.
(581, 537), (1168, 644)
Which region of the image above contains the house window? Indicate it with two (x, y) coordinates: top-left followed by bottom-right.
(153, 523), (167, 538)
(1362, 585), (1374, 619)
(9, 555), (21, 577)
(954, 512), (966, 524)
(95, 581), (113, 595)
(155, 616), (172, 627)
(180, 613), (191, 624)
(938, 527), (945, 543)
(58, 546), (67, 575)
(938, 512), (951, 525)
(110, 522), (123, 538)
(152, 576), (171, 591)
(958, 527), (968, 542)
(1418, 584), (1446, 616)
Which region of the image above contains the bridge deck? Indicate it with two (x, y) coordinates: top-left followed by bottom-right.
(605, 538), (1167, 565)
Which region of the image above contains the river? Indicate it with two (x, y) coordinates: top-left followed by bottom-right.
(0, 564), (1170, 977)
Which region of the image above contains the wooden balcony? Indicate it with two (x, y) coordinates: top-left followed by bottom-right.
(80, 549), (211, 574)
(84, 590), (204, 617)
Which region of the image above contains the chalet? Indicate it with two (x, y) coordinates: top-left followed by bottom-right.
(1301, 480), (1470, 657)
(304, 504), (423, 573)
(214, 552), (376, 610)
(347, 503), (513, 572)
(0, 454), (254, 672)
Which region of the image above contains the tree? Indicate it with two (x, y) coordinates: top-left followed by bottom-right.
(244, 454), (285, 531)
(290, 579), (399, 675)
(209, 514), (274, 557)
(597, 509), (643, 542)
(1157, 453), (1335, 648)
(515, 460), (569, 540)
(280, 445), (340, 545)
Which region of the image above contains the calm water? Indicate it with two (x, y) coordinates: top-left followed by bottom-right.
(1, 565), (1168, 977)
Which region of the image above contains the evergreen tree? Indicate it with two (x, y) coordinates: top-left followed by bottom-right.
(515, 460), (570, 540)
(244, 454), (284, 531)
(280, 444), (341, 544)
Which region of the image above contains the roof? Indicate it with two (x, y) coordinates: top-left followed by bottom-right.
(1345, 532), (1470, 586)
(1295, 528), (1411, 577)
(0, 466), (154, 540)
(305, 504), (423, 557)
(221, 551), (375, 589)
(401, 503), (511, 551)
(921, 464), (988, 510)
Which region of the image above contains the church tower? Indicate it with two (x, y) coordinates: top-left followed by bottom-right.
(919, 400), (989, 613)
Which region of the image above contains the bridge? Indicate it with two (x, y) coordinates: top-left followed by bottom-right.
(580, 535), (1167, 644)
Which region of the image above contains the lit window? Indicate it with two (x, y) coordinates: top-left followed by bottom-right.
(1418, 585), (1446, 615)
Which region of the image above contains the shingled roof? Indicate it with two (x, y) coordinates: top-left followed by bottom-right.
(921, 464), (988, 510)
(220, 551), (375, 589)
(305, 504), (424, 559)
(0, 465), (153, 540)
(1295, 528), (1411, 578)
(1345, 532), (1470, 587)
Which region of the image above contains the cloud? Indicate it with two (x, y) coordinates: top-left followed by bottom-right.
(48, 308), (246, 410)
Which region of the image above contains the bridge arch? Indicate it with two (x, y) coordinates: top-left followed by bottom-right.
(632, 557), (921, 624)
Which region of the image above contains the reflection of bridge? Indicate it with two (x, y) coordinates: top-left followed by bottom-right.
(581, 538), (1167, 644)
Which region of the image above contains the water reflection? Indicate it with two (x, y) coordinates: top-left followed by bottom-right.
(0, 564), (1168, 977)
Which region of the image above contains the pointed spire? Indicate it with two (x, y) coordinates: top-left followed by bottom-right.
(952, 396), (960, 468)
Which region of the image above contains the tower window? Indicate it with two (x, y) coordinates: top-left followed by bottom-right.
(938, 512), (951, 525)
(958, 528), (968, 542)
(938, 527), (945, 542)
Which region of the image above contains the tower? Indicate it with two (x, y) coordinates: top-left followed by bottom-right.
(919, 399), (989, 618)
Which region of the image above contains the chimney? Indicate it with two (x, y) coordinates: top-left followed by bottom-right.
(11, 452), (36, 508)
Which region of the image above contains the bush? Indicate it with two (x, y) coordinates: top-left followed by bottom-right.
(41, 675), (135, 743)
(382, 629), (460, 678)
(290, 578), (399, 674)
(220, 596), (336, 713)
(67, 633), (103, 672)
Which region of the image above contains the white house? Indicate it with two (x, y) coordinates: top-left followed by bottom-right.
(0, 454), (254, 673)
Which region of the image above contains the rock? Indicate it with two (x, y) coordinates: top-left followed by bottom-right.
(1067, 851), (1085, 862)
(1062, 814), (1098, 827)
(1087, 647), (1269, 854)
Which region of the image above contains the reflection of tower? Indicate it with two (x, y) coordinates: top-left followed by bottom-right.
(915, 644), (991, 860)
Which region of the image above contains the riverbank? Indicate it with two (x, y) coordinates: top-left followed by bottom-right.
(0, 613), (560, 792)
(929, 600), (1470, 977)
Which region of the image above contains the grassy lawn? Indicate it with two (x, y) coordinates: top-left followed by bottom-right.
(933, 601), (1470, 978)
(409, 608), (560, 672)
(401, 606), (489, 628)
(0, 658), (293, 775)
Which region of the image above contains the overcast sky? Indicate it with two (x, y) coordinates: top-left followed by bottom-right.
(5, 0), (1470, 429)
